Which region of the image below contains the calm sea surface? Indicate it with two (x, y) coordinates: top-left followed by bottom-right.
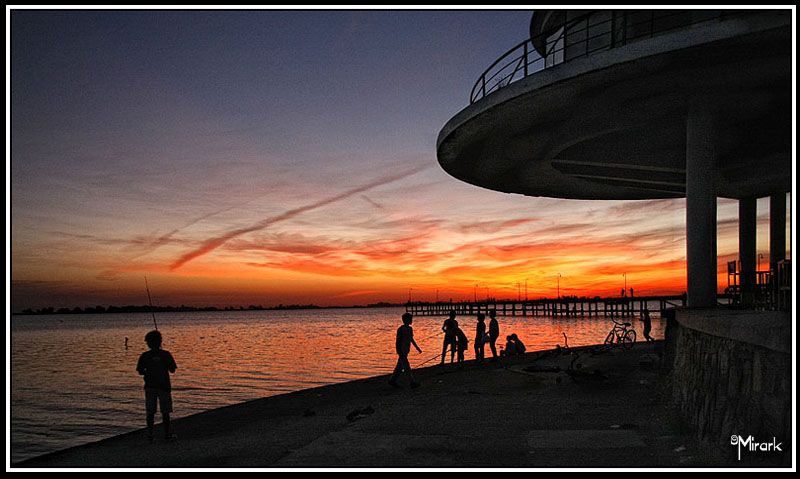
(10, 306), (664, 463)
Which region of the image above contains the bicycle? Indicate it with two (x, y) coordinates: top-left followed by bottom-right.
(603, 319), (637, 349)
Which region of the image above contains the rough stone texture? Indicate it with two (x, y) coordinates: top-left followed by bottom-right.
(668, 309), (791, 465)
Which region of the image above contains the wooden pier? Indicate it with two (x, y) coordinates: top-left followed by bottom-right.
(404, 295), (697, 318)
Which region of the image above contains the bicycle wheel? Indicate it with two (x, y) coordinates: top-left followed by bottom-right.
(622, 330), (636, 349)
(604, 331), (615, 345)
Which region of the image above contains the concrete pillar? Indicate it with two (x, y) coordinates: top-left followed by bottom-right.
(770, 193), (787, 270)
(739, 197), (757, 306)
(685, 104), (718, 308)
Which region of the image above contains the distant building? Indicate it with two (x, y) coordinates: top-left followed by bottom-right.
(438, 9), (791, 462)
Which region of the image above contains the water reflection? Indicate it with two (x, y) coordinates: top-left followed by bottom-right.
(11, 307), (663, 462)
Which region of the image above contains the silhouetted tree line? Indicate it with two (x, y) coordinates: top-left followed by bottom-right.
(19, 305), (256, 315)
(17, 302), (404, 315)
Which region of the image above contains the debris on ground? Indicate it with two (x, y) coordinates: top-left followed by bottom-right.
(346, 405), (375, 422)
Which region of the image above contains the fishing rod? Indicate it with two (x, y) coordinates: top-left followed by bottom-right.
(144, 276), (158, 330)
(416, 352), (444, 368)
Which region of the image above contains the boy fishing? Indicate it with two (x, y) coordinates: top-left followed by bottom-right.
(136, 330), (178, 442)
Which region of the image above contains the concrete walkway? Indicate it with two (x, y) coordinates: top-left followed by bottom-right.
(17, 342), (743, 468)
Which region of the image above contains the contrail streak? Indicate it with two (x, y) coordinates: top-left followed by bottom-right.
(169, 165), (428, 270)
(127, 204), (242, 261)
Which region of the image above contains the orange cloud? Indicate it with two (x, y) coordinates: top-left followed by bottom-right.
(168, 166), (429, 270)
(16, 189), (773, 310)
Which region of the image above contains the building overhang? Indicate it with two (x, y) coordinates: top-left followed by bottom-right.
(437, 11), (791, 200)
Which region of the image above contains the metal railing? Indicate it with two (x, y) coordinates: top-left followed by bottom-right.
(470, 9), (733, 104)
(774, 259), (792, 312)
(724, 259), (791, 312)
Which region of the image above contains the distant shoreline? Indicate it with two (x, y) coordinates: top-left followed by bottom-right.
(13, 293), (691, 316)
(11, 302), (405, 316)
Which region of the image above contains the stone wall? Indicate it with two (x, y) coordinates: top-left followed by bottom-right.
(666, 309), (791, 465)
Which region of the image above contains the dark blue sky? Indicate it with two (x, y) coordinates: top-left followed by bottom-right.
(12, 10), (531, 229)
(13, 10), (529, 176)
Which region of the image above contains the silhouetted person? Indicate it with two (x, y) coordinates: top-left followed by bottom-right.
(502, 335), (517, 356)
(389, 313), (422, 388)
(136, 330), (177, 442)
(455, 324), (469, 367)
(621, 288), (626, 297)
(488, 310), (500, 361)
(440, 310), (458, 365)
(125, 337), (129, 350)
(474, 313), (486, 362)
(629, 287), (634, 298)
(501, 334), (526, 357)
(511, 333), (526, 354)
(641, 310), (654, 342)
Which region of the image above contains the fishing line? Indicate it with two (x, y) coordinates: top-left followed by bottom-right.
(416, 353), (444, 368)
(418, 329), (443, 342)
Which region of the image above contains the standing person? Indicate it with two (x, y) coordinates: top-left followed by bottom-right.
(440, 310), (458, 365)
(488, 310), (500, 361)
(389, 313), (422, 388)
(455, 324), (469, 368)
(474, 313), (486, 362)
(641, 310), (654, 342)
(136, 330), (177, 443)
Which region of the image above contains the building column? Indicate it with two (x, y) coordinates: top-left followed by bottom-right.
(770, 193), (787, 270)
(685, 104), (718, 308)
(739, 197), (757, 306)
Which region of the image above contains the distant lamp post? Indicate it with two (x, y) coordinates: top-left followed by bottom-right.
(408, 288), (413, 303)
(623, 272), (627, 295)
(557, 273), (562, 299)
(525, 278), (529, 301)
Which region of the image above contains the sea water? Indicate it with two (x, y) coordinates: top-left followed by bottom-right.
(10, 307), (664, 463)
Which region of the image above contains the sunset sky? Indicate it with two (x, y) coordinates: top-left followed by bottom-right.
(9, 9), (789, 311)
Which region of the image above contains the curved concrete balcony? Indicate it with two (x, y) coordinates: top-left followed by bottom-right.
(437, 10), (791, 200)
